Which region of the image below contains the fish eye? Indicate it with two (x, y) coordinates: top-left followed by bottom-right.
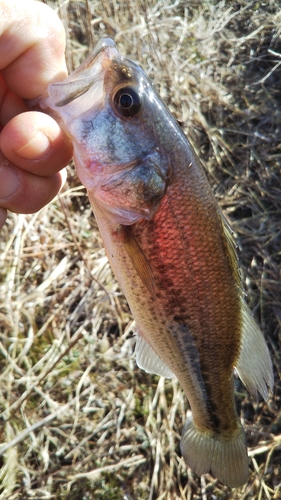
(114, 87), (142, 117)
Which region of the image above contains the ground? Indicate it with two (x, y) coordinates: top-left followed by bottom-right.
(0, 1), (280, 499)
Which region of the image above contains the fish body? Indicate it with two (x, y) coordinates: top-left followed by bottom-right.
(40, 39), (273, 487)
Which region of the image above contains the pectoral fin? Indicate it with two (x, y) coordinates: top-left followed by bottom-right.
(235, 299), (274, 400)
(135, 333), (175, 378)
(120, 225), (156, 297)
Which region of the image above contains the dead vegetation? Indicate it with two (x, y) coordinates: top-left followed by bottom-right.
(0, 1), (280, 498)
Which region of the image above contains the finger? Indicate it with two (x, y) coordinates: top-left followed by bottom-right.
(0, 159), (66, 215)
(0, 111), (73, 176)
(0, 74), (28, 125)
(0, 207), (7, 229)
(0, 0), (67, 99)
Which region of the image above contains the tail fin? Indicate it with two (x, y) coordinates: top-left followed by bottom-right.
(180, 414), (249, 488)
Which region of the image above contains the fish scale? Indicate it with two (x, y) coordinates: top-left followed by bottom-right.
(39, 37), (274, 488)
(129, 178), (241, 426)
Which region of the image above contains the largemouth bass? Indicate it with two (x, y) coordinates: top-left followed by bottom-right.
(40, 38), (273, 488)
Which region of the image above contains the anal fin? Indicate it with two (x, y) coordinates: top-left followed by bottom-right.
(135, 333), (175, 378)
(235, 300), (274, 400)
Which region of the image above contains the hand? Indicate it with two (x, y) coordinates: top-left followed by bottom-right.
(0, 0), (73, 229)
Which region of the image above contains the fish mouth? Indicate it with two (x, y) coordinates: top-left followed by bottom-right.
(36, 38), (120, 114)
(85, 38), (117, 63)
(53, 38), (121, 107)
(61, 37), (119, 82)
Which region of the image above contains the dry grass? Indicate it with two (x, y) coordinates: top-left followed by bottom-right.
(0, 1), (281, 498)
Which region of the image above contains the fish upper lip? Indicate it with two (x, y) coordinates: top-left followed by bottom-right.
(91, 37), (117, 60)
(41, 38), (121, 109)
(71, 37), (119, 77)
(70, 37), (120, 80)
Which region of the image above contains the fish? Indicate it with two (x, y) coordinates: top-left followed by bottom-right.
(39, 38), (274, 488)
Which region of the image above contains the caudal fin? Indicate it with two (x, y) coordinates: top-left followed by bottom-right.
(180, 414), (249, 488)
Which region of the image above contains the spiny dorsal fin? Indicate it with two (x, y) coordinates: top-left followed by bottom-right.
(220, 211), (243, 292)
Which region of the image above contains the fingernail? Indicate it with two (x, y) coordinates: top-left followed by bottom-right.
(0, 162), (20, 199)
(15, 131), (52, 160)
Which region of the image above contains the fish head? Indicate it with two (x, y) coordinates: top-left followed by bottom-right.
(40, 38), (173, 225)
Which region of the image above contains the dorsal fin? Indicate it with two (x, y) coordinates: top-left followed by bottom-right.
(235, 299), (274, 400)
(220, 211), (243, 291)
(220, 212), (273, 400)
